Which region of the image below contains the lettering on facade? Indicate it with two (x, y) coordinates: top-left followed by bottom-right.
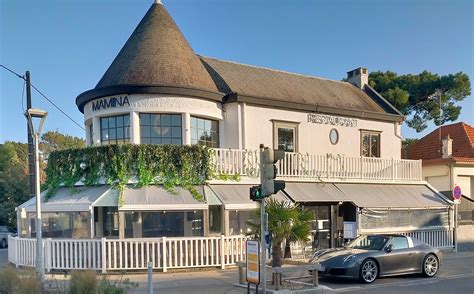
(307, 113), (357, 128)
(92, 96), (130, 111)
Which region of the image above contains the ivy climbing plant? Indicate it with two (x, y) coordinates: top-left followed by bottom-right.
(45, 144), (217, 204)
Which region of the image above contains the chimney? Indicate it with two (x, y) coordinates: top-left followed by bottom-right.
(347, 67), (368, 89)
(442, 135), (453, 158)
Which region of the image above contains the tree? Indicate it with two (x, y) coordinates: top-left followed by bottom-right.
(40, 131), (85, 159)
(247, 199), (313, 267)
(0, 131), (85, 228)
(369, 71), (471, 132)
(0, 142), (29, 227)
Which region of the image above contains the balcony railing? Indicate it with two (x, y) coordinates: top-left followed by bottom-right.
(212, 149), (423, 182)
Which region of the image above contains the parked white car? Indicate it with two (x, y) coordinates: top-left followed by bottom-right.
(0, 226), (16, 248)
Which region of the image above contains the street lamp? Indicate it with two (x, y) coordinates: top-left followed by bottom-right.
(25, 108), (48, 279)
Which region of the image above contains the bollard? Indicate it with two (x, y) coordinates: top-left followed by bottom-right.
(312, 269), (318, 287)
(147, 262), (153, 294)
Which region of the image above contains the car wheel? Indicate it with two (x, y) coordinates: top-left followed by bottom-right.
(422, 254), (439, 277)
(359, 259), (378, 283)
(1, 239), (6, 248)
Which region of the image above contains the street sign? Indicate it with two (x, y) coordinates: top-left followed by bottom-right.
(246, 240), (260, 285)
(453, 185), (462, 204)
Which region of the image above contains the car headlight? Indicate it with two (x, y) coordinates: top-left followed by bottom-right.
(311, 249), (327, 262)
(343, 254), (356, 263)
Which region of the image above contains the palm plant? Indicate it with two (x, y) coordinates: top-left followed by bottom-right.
(247, 198), (313, 267)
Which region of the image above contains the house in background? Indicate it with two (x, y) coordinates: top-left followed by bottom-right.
(405, 122), (474, 249)
(405, 122), (474, 199)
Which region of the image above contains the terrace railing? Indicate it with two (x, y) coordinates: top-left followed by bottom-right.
(8, 235), (248, 273)
(213, 149), (423, 182)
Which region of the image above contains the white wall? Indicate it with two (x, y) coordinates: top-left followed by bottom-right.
(82, 94), (403, 159)
(243, 104), (402, 158)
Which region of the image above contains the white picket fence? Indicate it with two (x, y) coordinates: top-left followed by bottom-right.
(8, 235), (248, 273)
(213, 148), (423, 182)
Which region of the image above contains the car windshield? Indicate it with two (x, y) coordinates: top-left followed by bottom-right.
(346, 235), (389, 250)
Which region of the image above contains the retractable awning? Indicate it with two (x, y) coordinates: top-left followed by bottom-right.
(119, 186), (207, 211)
(335, 183), (450, 208)
(283, 182), (450, 208)
(21, 186), (111, 212)
(209, 184), (291, 210)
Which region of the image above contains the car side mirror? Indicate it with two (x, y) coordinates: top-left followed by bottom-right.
(385, 244), (393, 253)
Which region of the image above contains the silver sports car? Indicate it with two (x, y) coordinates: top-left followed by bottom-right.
(310, 234), (442, 283)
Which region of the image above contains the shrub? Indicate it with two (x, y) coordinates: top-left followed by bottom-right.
(0, 267), (41, 294)
(70, 270), (98, 294)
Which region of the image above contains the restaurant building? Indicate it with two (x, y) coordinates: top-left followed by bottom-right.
(17, 1), (453, 255)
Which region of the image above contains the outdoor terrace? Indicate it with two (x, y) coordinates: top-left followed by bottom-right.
(213, 148), (423, 182)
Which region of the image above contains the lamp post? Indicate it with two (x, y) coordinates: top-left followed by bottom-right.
(25, 108), (48, 279)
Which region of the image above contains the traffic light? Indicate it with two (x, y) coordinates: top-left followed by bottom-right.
(250, 185), (264, 201)
(261, 148), (286, 196)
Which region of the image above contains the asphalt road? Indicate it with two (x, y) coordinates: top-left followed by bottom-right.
(0, 249), (473, 293)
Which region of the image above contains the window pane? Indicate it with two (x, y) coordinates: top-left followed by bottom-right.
(101, 129), (109, 141)
(161, 127), (171, 137)
(197, 118), (205, 129)
(211, 121), (218, 132)
(362, 134), (370, 157)
(191, 117), (197, 129)
(171, 114), (182, 126)
(116, 116), (124, 127)
(151, 126), (161, 138)
(141, 137), (150, 144)
(172, 138), (182, 145)
(151, 114), (160, 126)
(124, 127), (130, 139)
(109, 117), (116, 128)
(204, 119), (211, 130)
(162, 138), (171, 144)
(116, 127), (124, 139)
(109, 128), (116, 140)
(140, 126), (150, 138)
(161, 115), (171, 126)
(371, 135), (380, 157)
(171, 127), (181, 138)
(140, 114), (151, 125)
(101, 118), (108, 129)
(277, 127), (295, 152)
(151, 137), (161, 145)
(123, 115), (130, 126)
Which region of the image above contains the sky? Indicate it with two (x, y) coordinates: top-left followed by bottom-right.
(1, 0), (473, 144)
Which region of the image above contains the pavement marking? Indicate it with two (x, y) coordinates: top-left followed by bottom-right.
(328, 273), (474, 292)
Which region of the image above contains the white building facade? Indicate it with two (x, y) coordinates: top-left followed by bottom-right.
(14, 2), (454, 271)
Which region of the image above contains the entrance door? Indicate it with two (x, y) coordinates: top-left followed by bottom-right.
(309, 206), (331, 250)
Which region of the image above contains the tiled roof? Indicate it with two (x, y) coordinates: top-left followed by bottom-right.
(406, 122), (474, 163)
(76, 2), (403, 121)
(95, 3), (219, 93)
(200, 57), (391, 114)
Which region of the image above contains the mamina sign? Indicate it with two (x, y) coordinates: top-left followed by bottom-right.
(246, 240), (260, 285)
(92, 96), (130, 111)
(307, 113), (357, 128)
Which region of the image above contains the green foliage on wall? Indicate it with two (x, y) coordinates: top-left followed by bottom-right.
(45, 144), (216, 203)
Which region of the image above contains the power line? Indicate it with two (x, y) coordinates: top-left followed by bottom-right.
(1, 64), (85, 131)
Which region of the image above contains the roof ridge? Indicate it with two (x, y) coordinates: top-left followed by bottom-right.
(199, 55), (352, 86)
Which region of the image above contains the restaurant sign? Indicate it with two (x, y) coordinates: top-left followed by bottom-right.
(307, 113), (357, 128)
(92, 95), (130, 111)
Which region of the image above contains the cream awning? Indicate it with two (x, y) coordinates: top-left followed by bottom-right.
(119, 186), (207, 211)
(21, 186), (111, 212)
(209, 184), (291, 210)
(284, 182), (450, 208)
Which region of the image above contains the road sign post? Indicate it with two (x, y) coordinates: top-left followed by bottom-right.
(452, 185), (461, 253)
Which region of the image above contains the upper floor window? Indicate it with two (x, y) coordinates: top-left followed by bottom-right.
(191, 117), (219, 147)
(100, 114), (130, 145)
(273, 121), (298, 152)
(361, 131), (380, 157)
(140, 113), (182, 145)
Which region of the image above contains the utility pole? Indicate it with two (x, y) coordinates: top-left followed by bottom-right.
(259, 145), (267, 294)
(26, 71), (35, 197)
